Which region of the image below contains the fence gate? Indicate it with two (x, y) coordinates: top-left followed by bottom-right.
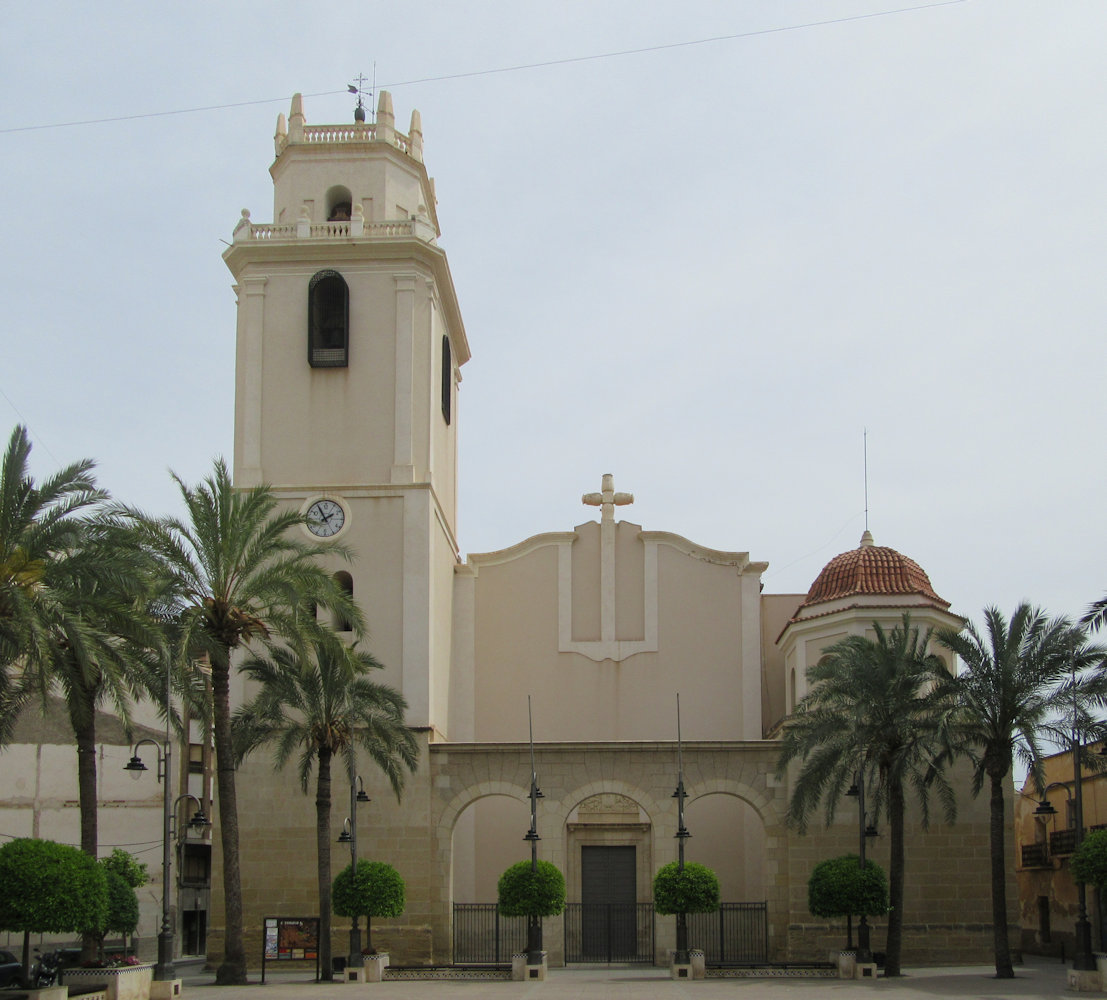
(688, 902), (768, 964)
(452, 904), (527, 964)
(564, 904), (655, 963)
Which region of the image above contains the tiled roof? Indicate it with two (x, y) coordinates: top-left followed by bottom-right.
(798, 532), (949, 612)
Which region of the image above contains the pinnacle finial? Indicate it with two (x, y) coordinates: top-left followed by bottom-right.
(409, 108), (424, 162)
(376, 90), (395, 144)
(288, 93), (305, 142)
(860, 530), (875, 548)
(274, 112), (288, 156)
(377, 91), (394, 122)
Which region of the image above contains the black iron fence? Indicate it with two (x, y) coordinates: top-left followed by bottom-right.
(454, 901), (765, 966)
(452, 904), (527, 964)
(564, 903), (655, 963)
(688, 902), (768, 965)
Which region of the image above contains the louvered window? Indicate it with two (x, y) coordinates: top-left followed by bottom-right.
(308, 270), (349, 367)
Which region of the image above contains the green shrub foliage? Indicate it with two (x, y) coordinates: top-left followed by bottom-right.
(102, 848), (149, 888)
(652, 862), (720, 915)
(1071, 829), (1107, 888)
(332, 860), (405, 919)
(100, 870), (140, 937)
(497, 860), (566, 918)
(807, 854), (889, 919)
(0, 838), (108, 935)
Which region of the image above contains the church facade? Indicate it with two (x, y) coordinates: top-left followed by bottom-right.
(138, 92), (1021, 967)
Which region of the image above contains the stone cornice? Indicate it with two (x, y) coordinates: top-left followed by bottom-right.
(775, 600), (966, 646)
(463, 531), (577, 570)
(639, 530), (766, 573)
(429, 739), (779, 755)
(222, 237), (469, 365)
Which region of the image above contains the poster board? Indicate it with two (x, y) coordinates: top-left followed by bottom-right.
(261, 916), (320, 983)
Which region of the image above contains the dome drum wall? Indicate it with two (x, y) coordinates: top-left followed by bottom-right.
(775, 532), (964, 718)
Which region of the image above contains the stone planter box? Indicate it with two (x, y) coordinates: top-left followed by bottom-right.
(363, 953), (389, 983)
(3, 989), (71, 1000)
(61, 964), (154, 1000)
(511, 952), (546, 982)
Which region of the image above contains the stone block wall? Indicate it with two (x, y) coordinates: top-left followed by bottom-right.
(207, 738), (1014, 970)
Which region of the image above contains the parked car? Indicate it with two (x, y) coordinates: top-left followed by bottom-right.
(0, 949), (22, 987)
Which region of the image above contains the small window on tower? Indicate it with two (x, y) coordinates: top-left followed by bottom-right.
(441, 335), (452, 425)
(308, 270), (349, 368)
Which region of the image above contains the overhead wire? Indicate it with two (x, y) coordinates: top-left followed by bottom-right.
(0, 1), (965, 135)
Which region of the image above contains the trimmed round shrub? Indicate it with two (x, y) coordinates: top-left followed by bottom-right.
(653, 861), (720, 915)
(497, 860), (566, 918)
(332, 860), (405, 919)
(807, 854), (889, 919)
(0, 838), (108, 936)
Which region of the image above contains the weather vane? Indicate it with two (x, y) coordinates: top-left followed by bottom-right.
(348, 69), (375, 124)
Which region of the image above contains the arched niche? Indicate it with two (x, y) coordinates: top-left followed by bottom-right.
(451, 793), (529, 902)
(326, 184), (353, 221)
(685, 792), (766, 900)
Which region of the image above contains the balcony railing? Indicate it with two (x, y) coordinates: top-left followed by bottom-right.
(1050, 828), (1078, 855)
(1048, 824), (1107, 857)
(1021, 842), (1050, 867)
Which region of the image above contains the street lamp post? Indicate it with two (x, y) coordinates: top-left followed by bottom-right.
(672, 694), (691, 966)
(124, 737), (174, 980)
(845, 767), (874, 964)
(1071, 663), (1096, 973)
(856, 769), (873, 965)
(524, 697), (544, 965)
(338, 774), (371, 968)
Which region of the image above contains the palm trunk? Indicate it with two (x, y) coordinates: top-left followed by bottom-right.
(316, 746), (333, 981)
(885, 780), (905, 977)
(211, 648), (247, 985)
(988, 769), (1014, 977)
(70, 678), (100, 963)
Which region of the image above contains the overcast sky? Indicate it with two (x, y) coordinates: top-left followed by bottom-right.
(3, 0), (1105, 632)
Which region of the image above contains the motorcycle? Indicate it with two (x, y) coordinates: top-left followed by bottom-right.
(33, 948), (60, 987)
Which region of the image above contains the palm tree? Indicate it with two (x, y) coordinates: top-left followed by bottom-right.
(777, 615), (956, 977)
(0, 429), (170, 958)
(122, 459), (363, 985)
(937, 605), (1097, 978)
(46, 519), (170, 959)
(231, 636), (417, 981)
(0, 425), (106, 742)
(1083, 595), (1107, 634)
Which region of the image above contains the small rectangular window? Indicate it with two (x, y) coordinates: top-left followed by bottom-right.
(441, 335), (452, 425)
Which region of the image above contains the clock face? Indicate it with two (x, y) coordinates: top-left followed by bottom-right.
(305, 499), (346, 537)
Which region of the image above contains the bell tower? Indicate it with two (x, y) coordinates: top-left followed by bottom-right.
(224, 91), (469, 736)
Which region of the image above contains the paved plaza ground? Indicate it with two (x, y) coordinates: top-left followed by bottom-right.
(179, 957), (1079, 1000)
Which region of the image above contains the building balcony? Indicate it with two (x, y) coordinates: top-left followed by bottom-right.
(1048, 824), (1107, 857)
(1050, 828), (1077, 855)
(1021, 842), (1050, 868)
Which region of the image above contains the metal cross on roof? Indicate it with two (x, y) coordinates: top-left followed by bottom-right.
(582, 473), (633, 522)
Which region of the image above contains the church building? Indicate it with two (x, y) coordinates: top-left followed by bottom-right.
(214, 91), (1014, 968)
(0, 90), (1013, 971)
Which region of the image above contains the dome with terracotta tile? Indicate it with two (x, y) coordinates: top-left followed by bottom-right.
(798, 530), (949, 612)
